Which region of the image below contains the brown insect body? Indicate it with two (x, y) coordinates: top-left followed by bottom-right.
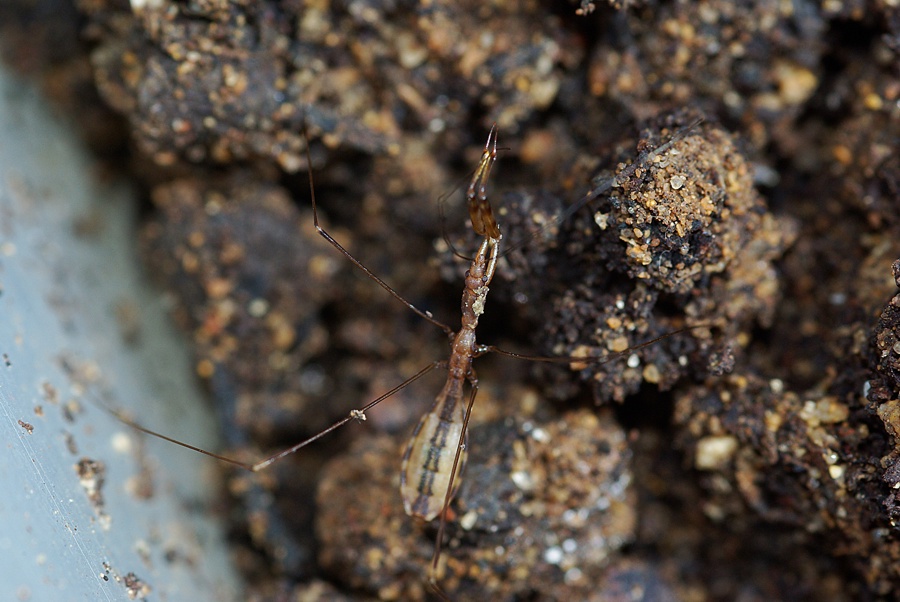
(401, 128), (501, 522)
(401, 237), (499, 520)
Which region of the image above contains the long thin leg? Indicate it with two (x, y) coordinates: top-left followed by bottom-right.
(476, 325), (710, 364)
(427, 375), (480, 602)
(305, 139), (454, 336)
(99, 361), (442, 472)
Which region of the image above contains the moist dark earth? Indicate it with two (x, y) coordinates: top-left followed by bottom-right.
(3, 1), (900, 600)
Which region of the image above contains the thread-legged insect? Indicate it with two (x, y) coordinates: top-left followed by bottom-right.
(109, 121), (705, 599)
(395, 128), (503, 598)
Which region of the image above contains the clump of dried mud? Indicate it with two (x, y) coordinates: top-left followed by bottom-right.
(3, 0), (899, 600)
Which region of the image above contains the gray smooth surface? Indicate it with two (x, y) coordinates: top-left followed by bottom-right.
(0, 65), (239, 600)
